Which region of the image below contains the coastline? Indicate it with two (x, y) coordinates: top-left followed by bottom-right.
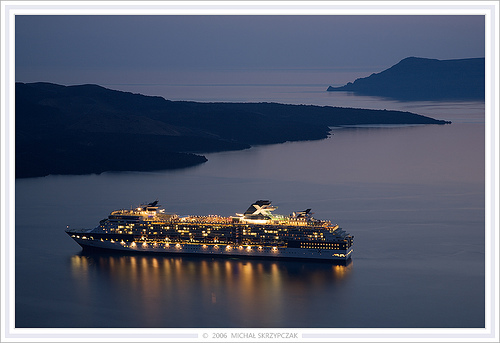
(16, 82), (451, 179)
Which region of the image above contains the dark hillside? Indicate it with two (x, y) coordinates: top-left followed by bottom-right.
(328, 57), (485, 101)
(16, 82), (450, 178)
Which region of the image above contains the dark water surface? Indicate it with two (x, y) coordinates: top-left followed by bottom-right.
(15, 91), (485, 328)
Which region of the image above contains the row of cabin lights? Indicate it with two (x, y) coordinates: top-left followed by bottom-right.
(75, 236), (280, 252)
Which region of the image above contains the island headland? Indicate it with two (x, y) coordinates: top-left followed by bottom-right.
(327, 57), (485, 101)
(16, 82), (450, 178)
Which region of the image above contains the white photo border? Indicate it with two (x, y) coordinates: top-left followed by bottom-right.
(1, 1), (498, 342)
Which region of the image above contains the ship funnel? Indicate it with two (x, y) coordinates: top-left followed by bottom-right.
(243, 200), (277, 219)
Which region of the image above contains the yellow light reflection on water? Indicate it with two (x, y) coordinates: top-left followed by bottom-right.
(69, 253), (352, 327)
(333, 263), (351, 278)
(70, 255), (89, 275)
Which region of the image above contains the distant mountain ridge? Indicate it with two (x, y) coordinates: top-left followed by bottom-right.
(16, 82), (450, 178)
(327, 57), (485, 101)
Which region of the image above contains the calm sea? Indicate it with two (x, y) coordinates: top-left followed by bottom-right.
(15, 83), (485, 328)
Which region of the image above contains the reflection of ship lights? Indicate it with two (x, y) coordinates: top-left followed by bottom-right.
(70, 255), (90, 272)
(333, 263), (352, 279)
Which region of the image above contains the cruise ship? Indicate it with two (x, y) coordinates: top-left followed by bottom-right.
(65, 200), (354, 262)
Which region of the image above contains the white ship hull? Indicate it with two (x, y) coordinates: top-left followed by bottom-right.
(71, 235), (353, 262)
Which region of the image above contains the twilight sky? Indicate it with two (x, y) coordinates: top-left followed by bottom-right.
(15, 15), (485, 87)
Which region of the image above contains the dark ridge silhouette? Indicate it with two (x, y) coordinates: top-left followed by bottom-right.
(327, 57), (485, 101)
(16, 82), (450, 178)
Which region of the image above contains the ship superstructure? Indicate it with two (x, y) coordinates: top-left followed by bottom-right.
(66, 200), (354, 262)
